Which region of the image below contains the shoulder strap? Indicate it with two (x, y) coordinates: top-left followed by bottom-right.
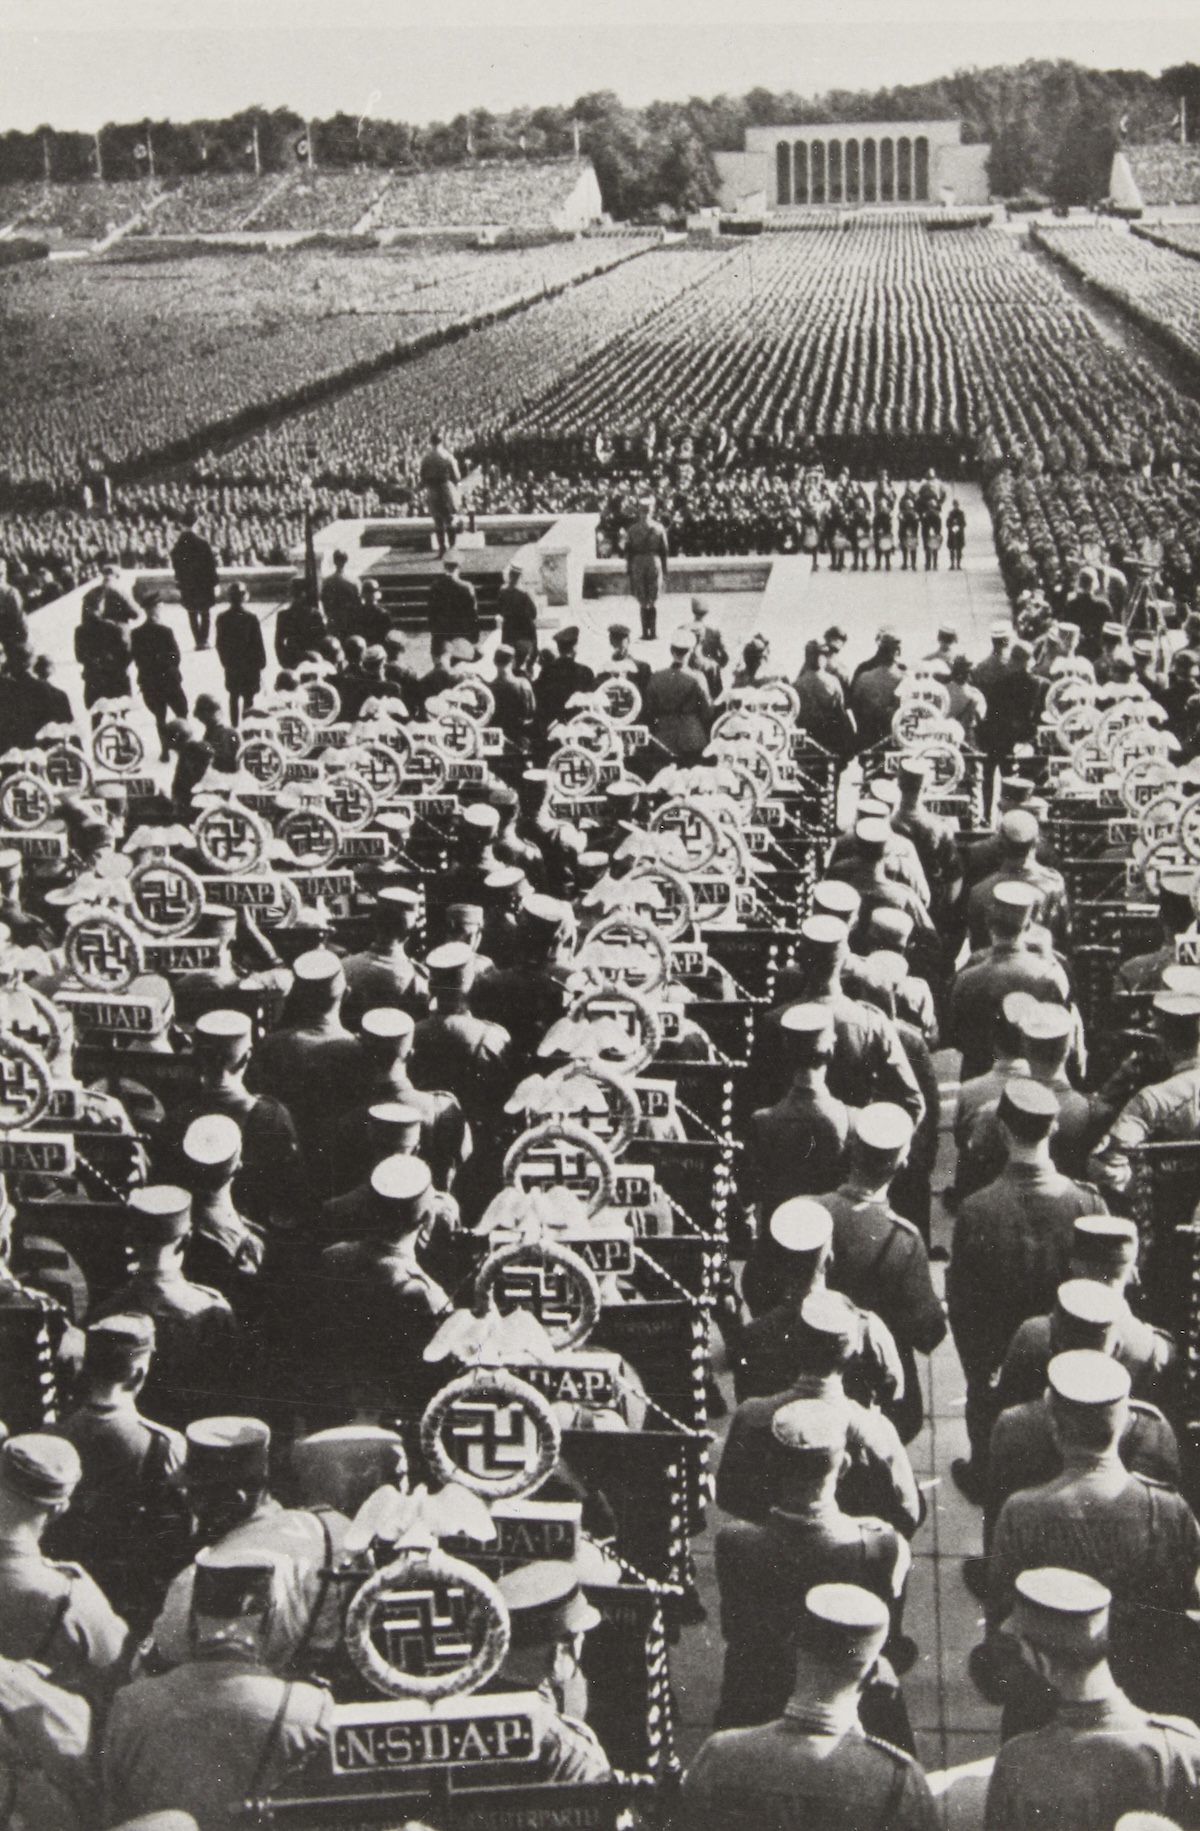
(871, 1744), (910, 1831)
(33, 1575), (74, 1664)
(245, 1679), (296, 1805)
(284, 1510), (335, 1678)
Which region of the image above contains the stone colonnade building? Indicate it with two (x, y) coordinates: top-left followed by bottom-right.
(715, 119), (990, 213)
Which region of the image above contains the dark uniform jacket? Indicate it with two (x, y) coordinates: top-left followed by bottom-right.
(985, 1393), (1179, 1547)
(715, 1505), (906, 1729)
(130, 620), (184, 696)
(94, 1272), (240, 1431)
(718, 1382), (921, 1539)
(990, 1466), (1200, 1716)
(985, 1688), (1200, 1831)
(497, 584), (539, 651)
(752, 991), (924, 1125)
(946, 1163), (1106, 1395)
(215, 603), (267, 685)
(103, 1649), (332, 1830)
(409, 1011), (513, 1127)
(741, 1082), (852, 1233)
(274, 600), (326, 671)
(677, 1712), (938, 1831)
(534, 655), (596, 731)
(995, 1304), (1175, 1413)
(170, 529), (219, 610)
(428, 573), (479, 648)
(949, 946), (1071, 1082)
(732, 1294), (903, 1416)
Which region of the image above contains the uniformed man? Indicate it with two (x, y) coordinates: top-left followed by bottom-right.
(967, 810), (1069, 953)
(427, 550), (478, 655)
(143, 1417), (349, 1679)
(985, 1565), (1200, 1831)
(93, 1187), (241, 1431)
(828, 818), (934, 934)
(819, 1104), (946, 1444)
(318, 1154), (456, 1412)
(337, 885), (429, 1030)
(983, 1368), (1179, 1560)
(321, 1112), (461, 1248)
(988, 1352), (1200, 1721)
(408, 941), (513, 1130)
(0, 1433), (127, 1708)
(949, 882), (1072, 1082)
(330, 1005), (468, 1194)
(953, 991), (1033, 1171)
(49, 1315), (189, 1634)
(625, 495), (669, 641)
(105, 1545), (333, 1829)
(598, 622), (652, 700)
(719, 1291), (922, 1539)
(247, 949), (363, 1169)
(995, 1270), (1175, 1414)
(472, 894), (574, 1074)
(947, 1079), (1108, 1500)
(290, 1424), (408, 1518)
(158, 1009), (305, 1233)
(676, 1583), (938, 1831)
(490, 1562), (611, 1781)
(533, 626), (595, 732)
(643, 631), (713, 762)
(960, 1006), (1092, 1193)
(1089, 991), (1200, 1198)
(752, 915), (924, 1125)
(740, 1005), (851, 1241)
(735, 1200), (904, 1413)
(0, 1652), (93, 1831)
(178, 1114), (265, 1325)
(715, 1401), (910, 1730)
(1115, 871), (1198, 994)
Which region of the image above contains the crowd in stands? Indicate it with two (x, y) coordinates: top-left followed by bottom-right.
(372, 157), (593, 229)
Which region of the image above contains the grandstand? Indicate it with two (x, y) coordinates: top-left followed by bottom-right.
(0, 177), (158, 242)
(1109, 141), (1200, 214)
(370, 158), (603, 232)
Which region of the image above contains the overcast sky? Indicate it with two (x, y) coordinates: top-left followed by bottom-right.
(1, 0), (1196, 135)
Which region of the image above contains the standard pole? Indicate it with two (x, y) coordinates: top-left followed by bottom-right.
(252, 122), (261, 177)
(94, 129), (103, 182)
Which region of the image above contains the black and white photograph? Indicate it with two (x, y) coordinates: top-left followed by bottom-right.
(3, 0), (1200, 1823)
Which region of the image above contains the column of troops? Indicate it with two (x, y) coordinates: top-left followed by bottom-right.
(0, 628), (1199, 1830)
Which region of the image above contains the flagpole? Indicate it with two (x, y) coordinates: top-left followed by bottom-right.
(146, 124), (154, 181)
(252, 122), (261, 177)
(94, 129), (104, 182)
(307, 122), (315, 174)
(42, 132), (51, 185)
(1183, 97), (1189, 147)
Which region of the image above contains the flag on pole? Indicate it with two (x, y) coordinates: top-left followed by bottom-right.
(294, 132), (310, 162)
(133, 143), (148, 161)
(572, 118), (581, 156)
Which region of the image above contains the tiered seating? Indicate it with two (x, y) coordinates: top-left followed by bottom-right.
(372, 157), (591, 228)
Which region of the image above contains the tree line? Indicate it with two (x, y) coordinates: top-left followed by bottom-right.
(1, 60), (1197, 217)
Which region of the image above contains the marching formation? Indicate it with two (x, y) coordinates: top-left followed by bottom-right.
(4, 538), (1200, 1831)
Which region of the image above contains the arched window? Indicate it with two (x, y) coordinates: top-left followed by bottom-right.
(914, 136), (929, 201)
(811, 139), (826, 204)
(776, 141), (792, 206)
(898, 137), (912, 202)
(880, 137), (895, 202)
(863, 138), (877, 202)
(828, 139), (843, 203)
(845, 138), (860, 203)
(794, 141), (809, 205)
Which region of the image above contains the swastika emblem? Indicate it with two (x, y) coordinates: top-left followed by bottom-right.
(0, 773), (53, 830)
(651, 799), (720, 873)
(351, 744), (405, 799)
(548, 746), (599, 798)
(444, 1400), (546, 1484)
(93, 722), (144, 775)
(345, 1547), (509, 1700)
(65, 914), (141, 991)
(596, 676), (640, 726)
(446, 677), (493, 726)
(422, 1368), (560, 1499)
(373, 1583), (475, 1675)
(0, 1033), (52, 1127)
(280, 808), (340, 866)
(42, 745), (89, 792)
(239, 738), (286, 789)
(324, 776), (375, 830)
(476, 1231), (602, 1350)
(275, 711), (314, 757)
(404, 745), (447, 790)
(434, 713), (479, 759)
(195, 805), (266, 876)
(303, 680), (340, 728)
(130, 861), (203, 937)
